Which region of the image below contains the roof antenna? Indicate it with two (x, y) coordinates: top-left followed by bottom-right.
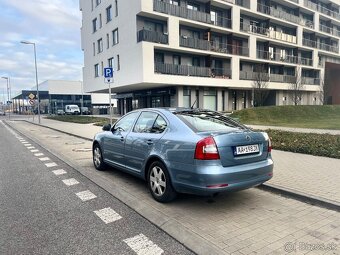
(191, 99), (197, 109)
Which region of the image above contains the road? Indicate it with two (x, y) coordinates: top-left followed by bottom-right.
(0, 120), (194, 255)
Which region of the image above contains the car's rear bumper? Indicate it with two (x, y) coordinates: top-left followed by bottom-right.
(170, 158), (273, 196)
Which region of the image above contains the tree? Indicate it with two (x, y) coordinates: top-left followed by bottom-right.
(289, 66), (304, 105)
(319, 74), (331, 105)
(252, 64), (269, 107)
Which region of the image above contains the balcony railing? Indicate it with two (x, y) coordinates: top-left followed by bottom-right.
(240, 71), (297, 83)
(304, 0), (340, 20)
(257, 3), (300, 24)
(319, 24), (340, 37)
(137, 29), (168, 44)
(302, 38), (339, 53)
(211, 16), (232, 29)
(180, 37), (249, 56)
(257, 50), (313, 66)
(220, 0), (250, 9)
(302, 77), (320, 85)
(155, 62), (231, 79)
(241, 23), (297, 44)
(300, 19), (314, 29)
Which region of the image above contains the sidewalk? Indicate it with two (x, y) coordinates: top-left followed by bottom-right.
(24, 116), (340, 207)
(248, 124), (340, 135)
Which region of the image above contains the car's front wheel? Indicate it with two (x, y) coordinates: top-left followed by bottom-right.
(147, 161), (177, 203)
(93, 144), (106, 170)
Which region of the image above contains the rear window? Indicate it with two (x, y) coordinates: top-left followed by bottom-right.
(175, 111), (246, 132)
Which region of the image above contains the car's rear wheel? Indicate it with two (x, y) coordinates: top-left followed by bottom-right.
(93, 144), (106, 170)
(147, 161), (177, 203)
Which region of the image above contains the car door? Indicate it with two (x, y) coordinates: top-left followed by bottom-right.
(102, 111), (140, 168)
(124, 111), (168, 173)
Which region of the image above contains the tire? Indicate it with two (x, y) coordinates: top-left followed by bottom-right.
(93, 144), (107, 170)
(147, 161), (177, 203)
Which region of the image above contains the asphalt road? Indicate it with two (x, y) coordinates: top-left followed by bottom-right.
(0, 120), (194, 255)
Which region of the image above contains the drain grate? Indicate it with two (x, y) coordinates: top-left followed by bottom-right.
(72, 148), (92, 152)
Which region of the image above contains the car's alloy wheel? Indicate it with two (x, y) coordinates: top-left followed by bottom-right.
(93, 144), (106, 170)
(148, 161), (176, 203)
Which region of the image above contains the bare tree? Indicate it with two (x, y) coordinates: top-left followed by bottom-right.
(289, 66), (304, 105)
(252, 65), (269, 107)
(319, 75), (331, 105)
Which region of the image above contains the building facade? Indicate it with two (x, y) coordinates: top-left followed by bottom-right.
(80, 0), (340, 114)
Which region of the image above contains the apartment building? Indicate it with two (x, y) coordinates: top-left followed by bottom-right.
(80, 0), (340, 114)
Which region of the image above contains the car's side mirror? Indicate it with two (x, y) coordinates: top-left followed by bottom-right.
(102, 124), (111, 131)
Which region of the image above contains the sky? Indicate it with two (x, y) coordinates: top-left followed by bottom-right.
(0, 0), (83, 102)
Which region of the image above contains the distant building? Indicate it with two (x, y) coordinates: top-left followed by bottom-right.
(80, 0), (340, 113)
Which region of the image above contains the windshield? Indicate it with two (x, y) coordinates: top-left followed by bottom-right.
(175, 110), (248, 132)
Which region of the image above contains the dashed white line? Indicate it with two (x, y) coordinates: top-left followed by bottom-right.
(94, 207), (122, 224)
(52, 169), (67, 176)
(123, 234), (164, 255)
(27, 146), (35, 149)
(45, 162), (58, 168)
(31, 149), (39, 153)
(39, 157), (50, 161)
(22, 142), (29, 144)
(24, 144), (32, 147)
(76, 190), (97, 201)
(34, 153), (44, 156)
(62, 178), (79, 186)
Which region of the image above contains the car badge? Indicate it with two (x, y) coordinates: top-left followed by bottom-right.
(246, 135), (251, 141)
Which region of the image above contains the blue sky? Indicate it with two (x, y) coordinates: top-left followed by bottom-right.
(0, 0), (83, 101)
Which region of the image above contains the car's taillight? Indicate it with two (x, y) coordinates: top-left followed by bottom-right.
(268, 138), (272, 153)
(194, 137), (220, 160)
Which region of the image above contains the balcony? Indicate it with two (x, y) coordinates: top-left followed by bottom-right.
(304, 0), (340, 20)
(137, 29), (168, 44)
(220, 0), (250, 9)
(302, 38), (339, 53)
(319, 24), (340, 37)
(155, 63), (231, 79)
(302, 77), (320, 85)
(180, 37), (249, 56)
(241, 23), (297, 44)
(257, 50), (313, 66)
(240, 71), (296, 83)
(257, 3), (300, 24)
(211, 16), (232, 29)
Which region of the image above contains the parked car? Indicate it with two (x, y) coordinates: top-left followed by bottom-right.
(92, 108), (273, 202)
(81, 107), (91, 115)
(65, 105), (80, 115)
(0, 110), (5, 116)
(56, 109), (65, 115)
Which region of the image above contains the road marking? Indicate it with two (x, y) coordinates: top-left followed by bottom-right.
(39, 157), (50, 161)
(62, 178), (79, 186)
(34, 153), (44, 156)
(76, 190), (97, 201)
(45, 162), (58, 168)
(52, 169), (67, 176)
(31, 149), (39, 152)
(24, 144), (32, 146)
(94, 208), (122, 224)
(123, 234), (164, 255)
(27, 146), (35, 149)
(22, 142), (29, 144)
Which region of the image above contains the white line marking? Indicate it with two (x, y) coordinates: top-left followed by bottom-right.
(94, 208), (122, 224)
(31, 149), (39, 152)
(27, 146), (35, 149)
(39, 157), (50, 161)
(34, 153), (44, 156)
(76, 190), (97, 201)
(62, 178), (79, 186)
(52, 169), (67, 176)
(24, 144), (32, 146)
(123, 234), (164, 255)
(22, 142), (29, 144)
(45, 162), (58, 168)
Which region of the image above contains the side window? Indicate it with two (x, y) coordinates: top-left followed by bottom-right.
(133, 112), (158, 133)
(113, 112), (139, 132)
(153, 115), (167, 133)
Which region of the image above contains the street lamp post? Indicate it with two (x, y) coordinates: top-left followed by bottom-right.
(21, 40), (41, 124)
(1, 76), (11, 120)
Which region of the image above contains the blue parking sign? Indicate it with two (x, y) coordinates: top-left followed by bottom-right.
(104, 67), (114, 78)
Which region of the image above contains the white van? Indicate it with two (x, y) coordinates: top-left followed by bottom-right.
(65, 105), (80, 115)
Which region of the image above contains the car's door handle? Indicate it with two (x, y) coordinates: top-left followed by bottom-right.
(146, 139), (153, 145)
(120, 136), (124, 142)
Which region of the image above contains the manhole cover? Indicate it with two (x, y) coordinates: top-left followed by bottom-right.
(72, 148), (92, 152)
(66, 142), (85, 145)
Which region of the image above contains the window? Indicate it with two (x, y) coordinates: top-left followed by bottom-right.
(97, 38), (103, 53)
(96, 0), (101, 7)
(99, 14), (102, 28)
(192, 57), (200, 67)
(106, 5), (112, 22)
(112, 28), (119, 45)
(203, 89), (217, 111)
(173, 55), (181, 65)
(92, 18), (97, 33)
(94, 64), (99, 77)
(134, 112), (167, 133)
(101, 61), (104, 76)
(113, 112), (139, 132)
(183, 87), (191, 108)
(108, 57), (114, 68)
(117, 55), (120, 70)
(115, 0), (118, 17)
(187, 2), (199, 11)
(170, 0), (179, 6)
(106, 33), (110, 48)
(93, 42), (96, 56)
(154, 52), (164, 63)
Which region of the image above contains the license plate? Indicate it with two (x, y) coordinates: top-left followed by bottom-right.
(235, 144), (259, 155)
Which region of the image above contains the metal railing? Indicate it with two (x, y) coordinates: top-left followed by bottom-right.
(240, 71), (297, 83)
(137, 29), (168, 44)
(302, 77), (320, 85)
(300, 19), (314, 29)
(303, 38), (339, 53)
(154, 62), (231, 79)
(319, 24), (340, 37)
(211, 16), (232, 29)
(180, 37), (249, 56)
(304, 0), (340, 20)
(257, 3), (300, 24)
(220, 0), (250, 8)
(257, 50), (313, 66)
(241, 23), (297, 44)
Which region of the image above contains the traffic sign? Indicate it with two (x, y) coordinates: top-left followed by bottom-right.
(104, 67), (114, 78)
(104, 77), (113, 83)
(6, 101), (12, 105)
(29, 99), (35, 105)
(28, 93), (35, 100)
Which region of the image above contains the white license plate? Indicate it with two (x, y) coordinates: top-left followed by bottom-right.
(235, 144), (259, 155)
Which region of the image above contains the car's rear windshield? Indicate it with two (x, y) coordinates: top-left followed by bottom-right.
(174, 110), (247, 132)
